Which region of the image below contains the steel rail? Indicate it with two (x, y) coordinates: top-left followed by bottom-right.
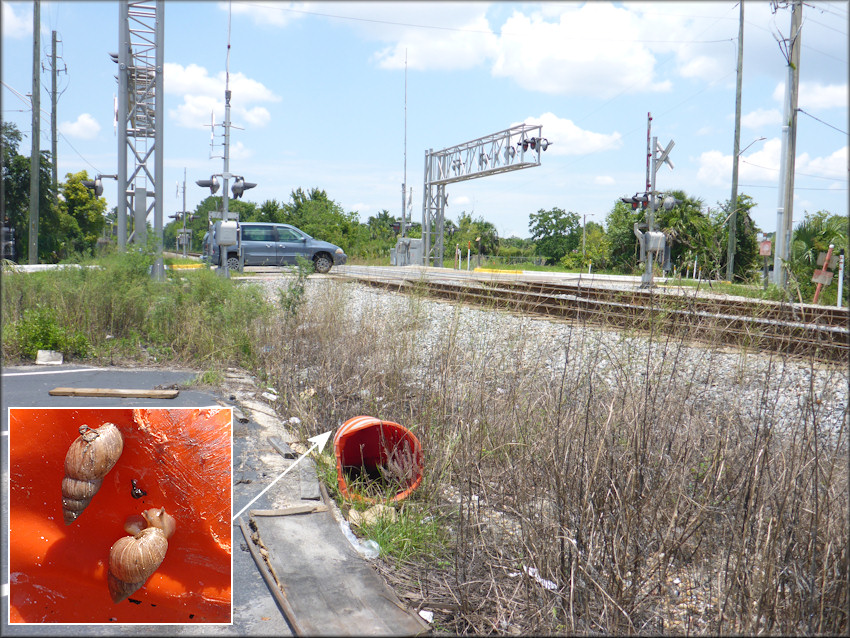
(332, 269), (848, 363)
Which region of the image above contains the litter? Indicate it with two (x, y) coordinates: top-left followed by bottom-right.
(333, 416), (423, 504)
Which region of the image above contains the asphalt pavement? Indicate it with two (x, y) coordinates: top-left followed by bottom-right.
(1, 363), (296, 636)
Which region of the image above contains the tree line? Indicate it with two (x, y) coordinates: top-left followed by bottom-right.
(3, 121), (846, 303)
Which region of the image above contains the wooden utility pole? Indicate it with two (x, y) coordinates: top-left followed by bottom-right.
(28, 0), (41, 264)
(726, 1), (744, 282)
(774, 0), (802, 288)
(50, 31), (58, 202)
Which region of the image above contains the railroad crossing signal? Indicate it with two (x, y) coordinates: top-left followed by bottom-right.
(196, 176), (220, 195)
(621, 193), (649, 209)
(82, 178), (103, 197)
(231, 177), (256, 199)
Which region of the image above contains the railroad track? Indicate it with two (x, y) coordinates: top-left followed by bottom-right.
(332, 266), (849, 363)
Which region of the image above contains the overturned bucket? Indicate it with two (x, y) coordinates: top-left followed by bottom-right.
(334, 416), (423, 503)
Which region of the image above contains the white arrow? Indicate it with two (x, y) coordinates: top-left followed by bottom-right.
(232, 430), (332, 523)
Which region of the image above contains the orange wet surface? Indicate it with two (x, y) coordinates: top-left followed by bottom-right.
(9, 408), (232, 624)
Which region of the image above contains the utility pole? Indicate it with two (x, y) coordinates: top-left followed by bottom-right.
(181, 167), (187, 257)
(582, 214), (587, 257)
(774, 0), (802, 288)
(50, 30), (58, 206)
(28, 0), (41, 264)
(726, 1), (744, 282)
(401, 49), (408, 238)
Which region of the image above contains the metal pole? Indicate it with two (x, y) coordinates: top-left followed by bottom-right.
(422, 149), (430, 266)
(642, 136), (657, 287)
(401, 49), (407, 238)
(151, 0), (165, 279)
(774, 0), (802, 288)
(51, 30), (58, 206)
(726, 1), (744, 282)
(837, 251), (845, 308)
(582, 213), (586, 257)
(182, 167), (187, 257)
(28, 0), (41, 264)
(117, 1), (128, 251)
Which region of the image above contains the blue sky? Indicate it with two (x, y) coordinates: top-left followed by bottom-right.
(2, 1), (847, 239)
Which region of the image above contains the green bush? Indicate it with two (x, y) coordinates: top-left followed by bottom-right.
(12, 306), (90, 359)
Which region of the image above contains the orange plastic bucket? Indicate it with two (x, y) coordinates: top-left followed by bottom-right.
(8, 408), (232, 624)
(333, 416), (423, 503)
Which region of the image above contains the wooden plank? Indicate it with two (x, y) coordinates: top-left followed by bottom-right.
(299, 462), (321, 501)
(250, 505), (328, 517)
(268, 435), (297, 459)
(238, 518), (303, 636)
(49, 387), (179, 399)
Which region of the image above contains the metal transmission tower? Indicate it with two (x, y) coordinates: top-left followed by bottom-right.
(113, 0), (164, 279)
(420, 124), (549, 267)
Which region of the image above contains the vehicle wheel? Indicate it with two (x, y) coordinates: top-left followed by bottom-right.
(313, 254), (332, 274)
(226, 255), (240, 271)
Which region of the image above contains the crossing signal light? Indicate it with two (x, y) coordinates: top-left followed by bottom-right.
(196, 176), (220, 194)
(231, 177), (256, 199)
(82, 178), (104, 197)
(620, 193), (649, 210)
(662, 195), (682, 211)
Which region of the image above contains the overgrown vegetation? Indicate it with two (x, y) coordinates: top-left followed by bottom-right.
(2, 249), (271, 366)
(1, 241), (846, 634)
(262, 279), (847, 635)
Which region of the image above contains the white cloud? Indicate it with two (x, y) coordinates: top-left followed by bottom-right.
(492, 4), (671, 98)
(518, 112), (622, 156)
(164, 63), (280, 129)
(696, 138), (846, 187)
(741, 108), (781, 129)
(226, 1), (309, 28)
(594, 175), (615, 186)
(452, 195), (471, 207)
(2, 3), (30, 39)
(798, 146), (848, 180)
(773, 82), (848, 110)
(59, 113), (101, 140)
(229, 141), (253, 161)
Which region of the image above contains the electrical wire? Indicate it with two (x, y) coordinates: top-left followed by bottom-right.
(235, 1), (737, 43)
(797, 108), (848, 135)
(740, 158), (847, 182)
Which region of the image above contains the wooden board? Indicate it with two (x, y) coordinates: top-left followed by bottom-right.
(48, 386), (179, 399)
(250, 508), (429, 636)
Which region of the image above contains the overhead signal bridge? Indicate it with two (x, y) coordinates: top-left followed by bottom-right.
(421, 124), (550, 266)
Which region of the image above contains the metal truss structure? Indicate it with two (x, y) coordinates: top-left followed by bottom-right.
(115, 0), (163, 274)
(422, 124), (545, 266)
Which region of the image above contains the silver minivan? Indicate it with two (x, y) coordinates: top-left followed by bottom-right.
(208, 222), (347, 273)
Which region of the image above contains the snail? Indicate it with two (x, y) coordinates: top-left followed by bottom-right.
(61, 423), (124, 525)
(108, 507), (176, 604)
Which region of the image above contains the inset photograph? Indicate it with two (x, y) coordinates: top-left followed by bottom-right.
(8, 407), (232, 624)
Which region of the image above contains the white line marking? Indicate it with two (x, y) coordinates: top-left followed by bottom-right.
(1, 368), (99, 378)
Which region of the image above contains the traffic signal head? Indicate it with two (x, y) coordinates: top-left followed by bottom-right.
(662, 195), (681, 210)
(231, 177), (257, 199)
(620, 193), (649, 209)
(82, 178), (104, 197)
(196, 176), (220, 194)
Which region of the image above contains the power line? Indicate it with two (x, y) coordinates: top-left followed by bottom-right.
(740, 158), (846, 182)
(238, 2), (735, 43)
(739, 183), (847, 191)
(797, 108), (847, 135)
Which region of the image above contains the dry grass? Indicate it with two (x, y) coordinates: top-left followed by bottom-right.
(254, 278), (847, 635)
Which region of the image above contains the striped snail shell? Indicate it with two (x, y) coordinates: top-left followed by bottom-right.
(108, 507), (176, 604)
(61, 423), (124, 525)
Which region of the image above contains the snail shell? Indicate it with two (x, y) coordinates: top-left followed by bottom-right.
(108, 508), (176, 604)
(61, 423), (124, 525)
